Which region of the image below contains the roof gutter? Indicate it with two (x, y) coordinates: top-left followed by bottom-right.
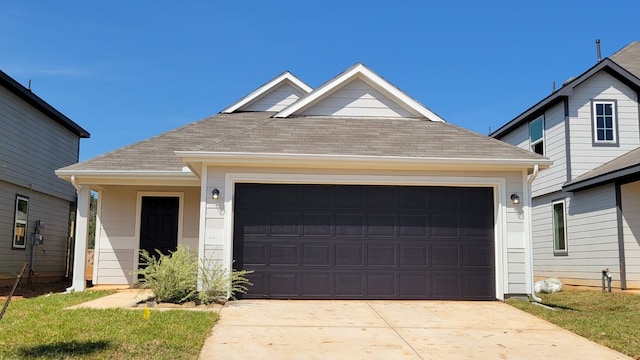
(527, 164), (542, 303)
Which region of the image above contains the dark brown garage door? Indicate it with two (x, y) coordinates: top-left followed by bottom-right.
(233, 184), (495, 300)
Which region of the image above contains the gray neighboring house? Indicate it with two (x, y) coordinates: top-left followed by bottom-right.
(57, 63), (549, 300)
(491, 41), (640, 290)
(0, 69), (90, 285)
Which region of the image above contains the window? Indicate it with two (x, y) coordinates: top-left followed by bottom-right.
(552, 200), (567, 254)
(592, 101), (617, 144)
(13, 195), (29, 249)
(529, 116), (544, 155)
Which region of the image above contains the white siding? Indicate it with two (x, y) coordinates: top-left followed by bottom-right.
(243, 83), (306, 112)
(621, 181), (640, 289)
(568, 72), (640, 180)
(532, 185), (621, 287)
(205, 166), (528, 298)
(94, 185), (200, 285)
(0, 86), (80, 202)
(531, 102), (566, 197)
(497, 101), (567, 198)
(300, 78), (415, 118)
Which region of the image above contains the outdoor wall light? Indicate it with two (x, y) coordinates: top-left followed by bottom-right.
(510, 194), (520, 205)
(212, 188), (220, 200)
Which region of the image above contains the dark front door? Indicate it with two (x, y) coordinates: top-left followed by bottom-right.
(139, 197), (179, 264)
(233, 184), (495, 300)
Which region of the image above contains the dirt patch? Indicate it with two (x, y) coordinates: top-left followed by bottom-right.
(0, 279), (71, 301)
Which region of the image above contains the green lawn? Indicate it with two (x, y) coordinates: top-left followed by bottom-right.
(0, 291), (218, 359)
(507, 289), (640, 358)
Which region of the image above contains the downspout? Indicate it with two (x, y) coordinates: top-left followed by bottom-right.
(527, 164), (542, 302)
(70, 175), (82, 193)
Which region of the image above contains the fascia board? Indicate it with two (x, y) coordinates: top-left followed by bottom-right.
(275, 63), (445, 122)
(55, 169), (199, 185)
(221, 71), (313, 113)
(176, 151), (551, 171)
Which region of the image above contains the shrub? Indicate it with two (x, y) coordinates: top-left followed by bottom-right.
(136, 245), (253, 305)
(198, 261), (253, 305)
(136, 245), (198, 303)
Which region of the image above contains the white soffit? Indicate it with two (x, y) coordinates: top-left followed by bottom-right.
(275, 63), (445, 122)
(222, 71), (313, 113)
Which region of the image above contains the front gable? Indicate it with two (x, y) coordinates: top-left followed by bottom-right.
(222, 71), (312, 113)
(275, 63), (445, 121)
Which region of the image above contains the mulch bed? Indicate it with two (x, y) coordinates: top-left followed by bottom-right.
(0, 279), (71, 301)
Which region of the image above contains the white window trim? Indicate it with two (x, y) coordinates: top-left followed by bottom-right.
(13, 195), (29, 249)
(552, 199), (567, 254)
(592, 100), (618, 145)
(529, 115), (544, 155)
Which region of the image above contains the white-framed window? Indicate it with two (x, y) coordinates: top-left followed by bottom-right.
(529, 115), (544, 155)
(552, 199), (567, 254)
(13, 195), (29, 249)
(592, 100), (617, 144)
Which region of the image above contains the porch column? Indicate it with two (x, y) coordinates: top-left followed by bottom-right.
(67, 185), (90, 292)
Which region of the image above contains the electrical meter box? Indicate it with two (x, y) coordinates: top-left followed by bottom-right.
(34, 220), (45, 245)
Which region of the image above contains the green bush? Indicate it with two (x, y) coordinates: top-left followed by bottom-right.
(136, 245), (253, 305)
(198, 261), (253, 304)
(136, 245), (198, 303)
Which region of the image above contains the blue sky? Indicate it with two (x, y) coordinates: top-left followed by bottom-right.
(2, 1), (639, 161)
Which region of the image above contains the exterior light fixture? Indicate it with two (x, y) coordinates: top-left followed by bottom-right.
(510, 194), (520, 205)
(212, 188), (220, 200)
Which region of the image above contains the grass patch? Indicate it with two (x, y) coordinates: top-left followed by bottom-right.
(507, 289), (640, 358)
(0, 291), (218, 359)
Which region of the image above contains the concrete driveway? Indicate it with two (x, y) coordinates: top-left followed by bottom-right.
(199, 300), (630, 360)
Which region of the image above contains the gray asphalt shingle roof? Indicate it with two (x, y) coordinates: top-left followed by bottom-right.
(60, 112), (545, 172)
(610, 41), (640, 79)
(563, 146), (640, 191)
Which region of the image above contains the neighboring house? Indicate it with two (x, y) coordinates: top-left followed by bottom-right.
(57, 63), (549, 300)
(0, 69), (90, 285)
(491, 42), (640, 290)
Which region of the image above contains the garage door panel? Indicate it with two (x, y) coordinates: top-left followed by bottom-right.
(367, 214), (396, 236)
(335, 273), (365, 296)
(335, 214), (364, 236)
(302, 244), (331, 266)
(399, 244), (428, 267)
(399, 215), (428, 236)
(234, 184), (495, 300)
(270, 212), (300, 236)
(302, 272), (331, 296)
(367, 244), (396, 266)
(431, 273), (461, 298)
(431, 245), (460, 267)
(270, 243), (299, 266)
(463, 246), (492, 267)
(269, 272), (299, 297)
(243, 243), (267, 265)
(431, 215), (459, 238)
(399, 273), (429, 296)
(336, 243), (364, 266)
(368, 273), (396, 296)
(303, 213), (332, 236)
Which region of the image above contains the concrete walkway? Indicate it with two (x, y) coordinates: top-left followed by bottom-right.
(199, 300), (631, 360)
(66, 289), (153, 309)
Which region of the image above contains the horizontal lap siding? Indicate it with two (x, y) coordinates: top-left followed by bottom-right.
(569, 72), (640, 180)
(300, 79), (414, 118)
(0, 86), (79, 202)
(531, 102), (566, 197)
(243, 83), (306, 112)
(532, 186), (620, 286)
(622, 181), (640, 288)
(94, 185), (200, 285)
(0, 180), (71, 282)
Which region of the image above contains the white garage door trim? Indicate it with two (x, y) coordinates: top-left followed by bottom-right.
(223, 172), (508, 300)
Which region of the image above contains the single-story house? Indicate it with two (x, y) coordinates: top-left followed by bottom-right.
(57, 63), (550, 300)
